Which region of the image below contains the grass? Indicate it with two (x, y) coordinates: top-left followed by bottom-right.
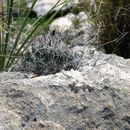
(81, 0), (130, 58)
(0, 0), (70, 72)
(1, 0), (129, 73)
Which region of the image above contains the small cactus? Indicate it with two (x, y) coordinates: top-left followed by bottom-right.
(12, 31), (79, 76)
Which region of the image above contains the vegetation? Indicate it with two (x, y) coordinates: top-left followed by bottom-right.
(12, 31), (78, 76)
(0, 0), (130, 73)
(0, 0), (69, 72)
(83, 0), (130, 58)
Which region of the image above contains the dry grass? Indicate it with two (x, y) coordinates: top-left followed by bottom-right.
(81, 0), (130, 58)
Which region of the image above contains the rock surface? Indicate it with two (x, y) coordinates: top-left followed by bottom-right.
(0, 44), (130, 129)
(49, 17), (74, 32)
(28, 0), (80, 16)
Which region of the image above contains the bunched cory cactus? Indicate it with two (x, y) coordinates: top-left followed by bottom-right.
(12, 31), (79, 76)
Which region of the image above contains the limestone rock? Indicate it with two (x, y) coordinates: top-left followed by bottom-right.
(0, 44), (130, 129)
(28, 0), (80, 16)
(24, 120), (65, 130)
(28, 0), (62, 16)
(0, 72), (27, 82)
(49, 17), (74, 32)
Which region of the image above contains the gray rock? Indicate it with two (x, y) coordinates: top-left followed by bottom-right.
(49, 17), (74, 32)
(28, 0), (80, 16)
(0, 72), (27, 82)
(0, 44), (130, 129)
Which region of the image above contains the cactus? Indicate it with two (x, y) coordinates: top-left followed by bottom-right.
(11, 31), (79, 75)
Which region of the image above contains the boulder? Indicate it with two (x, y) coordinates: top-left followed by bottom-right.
(49, 17), (74, 32)
(28, 0), (80, 16)
(0, 44), (130, 129)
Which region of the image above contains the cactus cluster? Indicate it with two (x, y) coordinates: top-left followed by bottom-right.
(11, 31), (79, 75)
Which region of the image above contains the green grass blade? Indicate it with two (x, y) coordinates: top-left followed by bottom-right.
(5, 0), (38, 67)
(4, 0), (13, 50)
(6, 0), (65, 68)
(10, 0), (38, 53)
(13, 11), (62, 65)
(0, 0), (13, 70)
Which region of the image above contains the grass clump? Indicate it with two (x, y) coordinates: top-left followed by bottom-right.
(83, 0), (130, 58)
(0, 0), (69, 72)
